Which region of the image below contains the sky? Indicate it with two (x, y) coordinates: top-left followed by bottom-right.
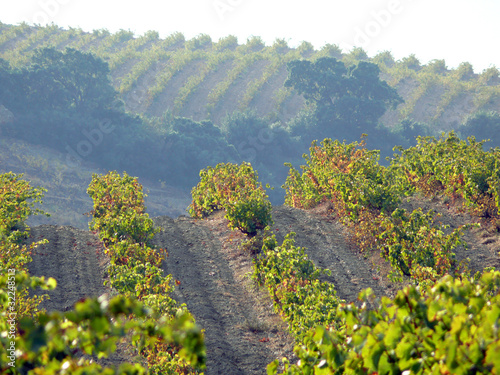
(1, 0), (499, 72)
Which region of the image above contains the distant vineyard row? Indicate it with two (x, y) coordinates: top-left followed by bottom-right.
(0, 22), (499, 127)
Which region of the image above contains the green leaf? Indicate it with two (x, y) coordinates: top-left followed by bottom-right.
(267, 359), (279, 375)
(383, 325), (402, 349)
(396, 339), (414, 361)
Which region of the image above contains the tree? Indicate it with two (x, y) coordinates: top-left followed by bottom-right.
(456, 61), (475, 80)
(373, 51), (395, 68)
(0, 59), (26, 112)
(160, 116), (239, 187)
(318, 44), (342, 59)
(220, 110), (299, 202)
(397, 118), (432, 146)
(0, 59), (13, 106)
(22, 47), (117, 114)
(459, 111), (500, 148)
(424, 59), (447, 75)
(284, 57), (403, 137)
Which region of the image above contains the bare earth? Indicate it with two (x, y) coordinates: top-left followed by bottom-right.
(26, 198), (500, 374)
(27, 225), (108, 312)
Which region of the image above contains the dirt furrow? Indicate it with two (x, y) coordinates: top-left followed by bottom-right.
(271, 205), (389, 304)
(153, 215), (293, 375)
(26, 225), (108, 312)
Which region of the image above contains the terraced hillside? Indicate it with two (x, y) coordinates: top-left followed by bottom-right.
(1, 22), (499, 129)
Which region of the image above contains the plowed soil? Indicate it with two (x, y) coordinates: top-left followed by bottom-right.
(26, 225), (108, 312)
(152, 214), (294, 375)
(271, 205), (389, 303)
(25, 199), (500, 374)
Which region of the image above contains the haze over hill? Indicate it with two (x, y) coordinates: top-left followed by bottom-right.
(1, 22), (499, 128)
(0, 22), (499, 228)
(2, 0), (499, 71)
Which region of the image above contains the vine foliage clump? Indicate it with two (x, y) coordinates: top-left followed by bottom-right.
(189, 162), (273, 236)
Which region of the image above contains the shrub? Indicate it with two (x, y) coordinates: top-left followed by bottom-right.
(225, 190), (273, 235)
(0, 172), (48, 244)
(390, 132), (500, 220)
(87, 171), (157, 246)
(376, 208), (473, 283)
(87, 171), (204, 373)
(189, 162), (273, 235)
(253, 233), (342, 341)
(283, 137), (401, 220)
(0, 172), (50, 320)
(282, 136), (479, 284)
(214, 35), (238, 51)
(185, 34), (212, 51)
(0, 273), (205, 374)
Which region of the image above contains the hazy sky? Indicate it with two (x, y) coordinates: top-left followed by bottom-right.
(1, 0), (498, 72)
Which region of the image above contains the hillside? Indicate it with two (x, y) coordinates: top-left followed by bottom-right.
(2, 22), (500, 228)
(2, 17), (500, 375)
(26, 198), (500, 374)
(0, 136), (190, 229)
(0, 22), (499, 130)
(6, 130), (500, 373)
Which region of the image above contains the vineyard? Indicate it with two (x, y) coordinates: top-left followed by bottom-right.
(0, 171), (205, 374)
(0, 22), (499, 128)
(1, 130), (499, 373)
(1, 21), (500, 227)
(1, 19), (500, 374)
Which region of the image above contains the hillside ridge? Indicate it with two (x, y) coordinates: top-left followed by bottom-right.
(1, 22), (499, 129)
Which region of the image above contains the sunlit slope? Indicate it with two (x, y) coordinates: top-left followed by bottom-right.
(0, 22), (499, 128)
